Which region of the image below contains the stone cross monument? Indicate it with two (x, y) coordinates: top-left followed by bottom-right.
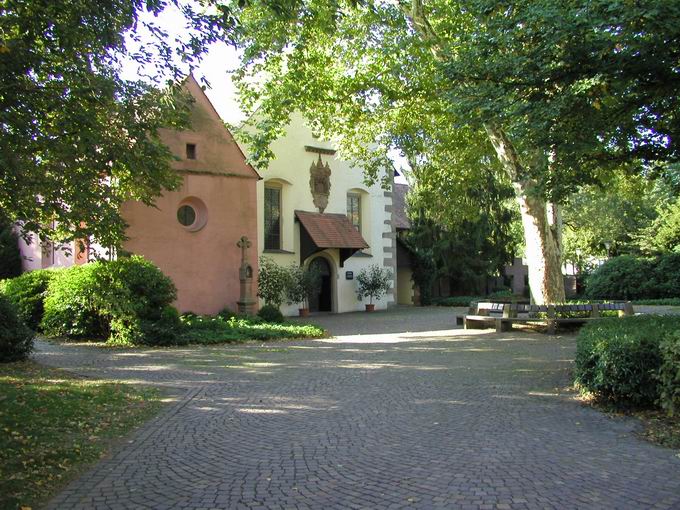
(236, 236), (256, 314)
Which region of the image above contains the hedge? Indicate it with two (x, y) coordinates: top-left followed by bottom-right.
(0, 294), (34, 362)
(0, 269), (59, 330)
(574, 315), (680, 412)
(586, 253), (680, 300)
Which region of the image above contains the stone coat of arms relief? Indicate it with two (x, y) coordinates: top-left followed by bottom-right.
(309, 154), (331, 213)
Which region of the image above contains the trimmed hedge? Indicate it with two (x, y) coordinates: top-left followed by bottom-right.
(41, 256), (179, 345)
(586, 253), (680, 300)
(0, 294), (34, 362)
(575, 315), (680, 412)
(0, 269), (58, 330)
(659, 332), (680, 416)
(585, 255), (654, 300)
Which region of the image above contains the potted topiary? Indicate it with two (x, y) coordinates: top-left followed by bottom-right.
(286, 264), (322, 317)
(356, 264), (393, 311)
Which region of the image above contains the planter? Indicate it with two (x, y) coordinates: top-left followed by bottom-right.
(365, 304), (375, 312)
(298, 308), (310, 317)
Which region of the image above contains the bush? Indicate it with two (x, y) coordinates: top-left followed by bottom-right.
(0, 294), (34, 362)
(574, 315), (680, 407)
(651, 252), (680, 298)
(659, 332), (680, 416)
(0, 269), (58, 330)
(41, 264), (108, 338)
(218, 307), (237, 320)
(257, 304), (284, 324)
(585, 255), (654, 300)
(41, 256), (178, 345)
(137, 306), (184, 346)
(433, 296), (482, 307)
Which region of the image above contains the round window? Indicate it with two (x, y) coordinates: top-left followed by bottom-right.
(177, 205), (196, 227)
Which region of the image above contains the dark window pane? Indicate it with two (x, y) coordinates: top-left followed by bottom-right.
(265, 187), (281, 250)
(186, 143), (196, 159)
(177, 205), (196, 226)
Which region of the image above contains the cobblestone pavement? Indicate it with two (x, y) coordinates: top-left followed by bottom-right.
(35, 308), (680, 509)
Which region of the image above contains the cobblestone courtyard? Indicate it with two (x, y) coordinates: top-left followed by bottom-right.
(35, 307), (680, 509)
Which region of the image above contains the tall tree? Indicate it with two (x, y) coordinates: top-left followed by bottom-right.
(405, 167), (521, 297)
(1, 0), (237, 247)
(563, 172), (659, 265)
(229, 0), (680, 303)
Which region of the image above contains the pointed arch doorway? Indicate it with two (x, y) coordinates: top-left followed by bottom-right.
(308, 256), (333, 312)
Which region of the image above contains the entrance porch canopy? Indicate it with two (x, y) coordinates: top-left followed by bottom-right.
(295, 210), (369, 267)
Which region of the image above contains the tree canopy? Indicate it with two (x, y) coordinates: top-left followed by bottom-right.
(229, 0), (680, 303)
(1, 0), (237, 247)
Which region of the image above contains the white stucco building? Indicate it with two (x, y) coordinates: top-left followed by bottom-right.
(248, 114), (399, 315)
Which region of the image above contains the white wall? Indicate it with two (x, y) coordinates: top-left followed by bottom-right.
(249, 113), (396, 315)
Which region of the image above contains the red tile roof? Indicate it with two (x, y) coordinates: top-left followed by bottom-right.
(295, 210), (369, 249)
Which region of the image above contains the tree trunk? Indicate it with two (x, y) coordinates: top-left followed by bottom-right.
(485, 124), (565, 304)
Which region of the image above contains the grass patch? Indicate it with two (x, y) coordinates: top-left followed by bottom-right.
(0, 361), (163, 510)
(180, 314), (325, 345)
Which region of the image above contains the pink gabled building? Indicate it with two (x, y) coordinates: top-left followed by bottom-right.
(18, 76), (260, 315)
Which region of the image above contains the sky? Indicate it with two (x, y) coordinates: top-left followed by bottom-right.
(124, 4), (409, 182)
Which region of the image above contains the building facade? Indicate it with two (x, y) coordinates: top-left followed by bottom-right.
(250, 114), (397, 315)
(18, 76), (260, 315)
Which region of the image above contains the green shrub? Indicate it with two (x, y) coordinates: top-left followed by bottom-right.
(659, 331), (680, 416)
(651, 252), (680, 298)
(0, 269), (59, 330)
(218, 307), (237, 320)
(257, 304), (284, 324)
(41, 256), (178, 344)
(41, 264), (108, 338)
(574, 315), (680, 407)
(433, 296), (482, 307)
(585, 255), (654, 300)
(0, 294), (34, 362)
(136, 306), (184, 346)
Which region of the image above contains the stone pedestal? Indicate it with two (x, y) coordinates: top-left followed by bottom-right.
(237, 236), (256, 315)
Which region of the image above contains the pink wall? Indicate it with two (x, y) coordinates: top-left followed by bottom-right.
(121, 76), (260, 315)
(122, 173), (258, 315)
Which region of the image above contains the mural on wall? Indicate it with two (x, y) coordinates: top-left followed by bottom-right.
(309, 154), (332, 213)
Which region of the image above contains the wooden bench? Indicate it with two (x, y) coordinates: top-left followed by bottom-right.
(463, 302), (634, 334)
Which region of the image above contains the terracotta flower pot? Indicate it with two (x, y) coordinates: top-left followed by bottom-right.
(365, 304), (375, 312)
(299, 308), (310, 317)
